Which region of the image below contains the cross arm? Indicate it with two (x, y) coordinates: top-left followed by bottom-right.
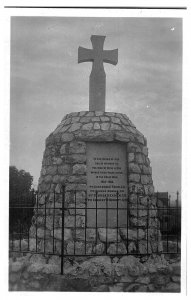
(78, 46), (93, 63)
(103, 49), (118, 65)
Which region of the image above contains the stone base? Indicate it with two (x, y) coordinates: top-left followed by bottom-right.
(9, 253), (180, 292)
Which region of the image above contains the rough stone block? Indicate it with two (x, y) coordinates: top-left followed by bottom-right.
(58, 164), (70, 175)
(120, 228), (145, 240)
(129, 206), (147, 217)
(37, 228), (46, 239)
(70, 154), (86, 163)
(129, 173), (140, 183)
(129, 163), (141, 173)
(79, 111), (87, 117)
(129, 183), (144, 195)
(128, 153), (135, 162)
(71, 117), (80, 123)
(42, 264), (60, 274)
(138, 240), (152, 254)
(101, 122), (110, 131)
(29, 254), (46, 265)
(109, 284), (124, 292)
(64, 216), (75, 227)
(82, 123), (93, 130)
(80, 116), (92, 123)
(46, 166), (57, 176)
(107, 243), (127, 255)
(171, 276), (180, 283)
(128, 241), (137, 253)
(68, 123), (81, 132)
(130, 217), (147, 227)
(115, 132), (134, 142)
(39, 183), (50, 193)
(93, 243), (105, 254)
(141, 175), (152, 185)
(68, 112), (79, 118)
(51, 228), (72, 241)
(69, 141), (86, 154)
(135, 153), (145, 164)
(110, 123), (121, 130)
(111, 117), (121, 124)
(162, 282), (180, 292)
(63, 118), (72, 125)
(86, 228), (96, 241)
(67, 241), (85, 255)
(69, 203), (85, 215)
(53, 157), (63, 165)
(135, 276), (150, 284)
(10, 261), (25, 273)
(94, 122), (100, 129)
(52, 175), (60, 183)
(75, 229), (85, 241)
(98, 228), (121, 243)
(95, 111), (104, 116)
(142, 165), (152, 175)
(171, 262), (181, 276)
(61, 132), (74, 142)
(60, 144), (67, 154)
(100, 116), (110, 122)
(72, 164), (86, 175)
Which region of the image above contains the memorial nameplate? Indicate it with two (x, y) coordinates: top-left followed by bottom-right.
(87, 143), (128, 227)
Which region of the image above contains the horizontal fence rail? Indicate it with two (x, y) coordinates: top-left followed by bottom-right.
(9, 187), (181, 274)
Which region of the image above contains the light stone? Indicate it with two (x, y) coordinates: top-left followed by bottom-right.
(68, 123), (81, 132)
(95, 111), (104, 116)
(98, 228), (121, 243)
(111, 117), (121, 124)
(129, 163), (141, 173)
(86, 112), (95, 117)
(120, 228), (145, 240)
(58, 165), (70, 175)
(79, 111), (87, 116)
(107, 243), (127, 255)
(141, 175), (151, 185)
(72, 164), (86, 175)
(71, 117), (80, 123)
(101, 122), (110, 130)
(92, 117), (100, 122)
(129, 173), (140, 183)
(100, 116), (110, 122)
(69, 141), (86, 154)
(128, 153), (135, 162)
(61, 132), (74, 142)
(94, 122), (100, 129)
(59, 125), (71, 133)
(82, 123), (93, 130)
(110, 123), (121, 130)
(60, 144), (67, 154)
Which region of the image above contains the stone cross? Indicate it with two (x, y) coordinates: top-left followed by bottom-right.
(78, 35), (118, 111)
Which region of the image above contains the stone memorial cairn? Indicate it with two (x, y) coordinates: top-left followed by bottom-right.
(9, 36), (180, 292)
(29, 35), (161, 257)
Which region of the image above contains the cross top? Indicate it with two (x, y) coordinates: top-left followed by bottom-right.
(78, 35), (118, 111)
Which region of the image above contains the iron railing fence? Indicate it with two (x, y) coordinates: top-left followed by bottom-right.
(9, 187), (181, 274)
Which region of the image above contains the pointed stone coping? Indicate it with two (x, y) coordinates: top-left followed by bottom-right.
(46, 111), (147, 146)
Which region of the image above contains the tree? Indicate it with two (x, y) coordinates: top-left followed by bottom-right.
(9, 166), (35, 236)
(9, 166), (33, 200)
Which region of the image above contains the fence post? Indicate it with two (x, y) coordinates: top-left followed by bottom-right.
(147, 197), (149, 255)
(61, 185), (65, 275)
(176, 191), (179, 253)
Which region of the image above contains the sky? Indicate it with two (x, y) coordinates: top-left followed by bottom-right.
(10, 17), (182, 198)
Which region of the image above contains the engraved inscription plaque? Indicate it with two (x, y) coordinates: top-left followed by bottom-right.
(87, 143), (128, 227)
